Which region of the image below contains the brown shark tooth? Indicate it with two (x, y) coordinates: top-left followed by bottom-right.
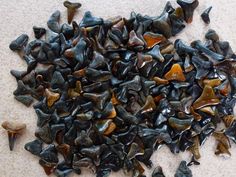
(188, 136), (201, 159)
(64, 1), (82, 24)
(2, 121), (26, 151)
(143, 32), (166, 49)
(45, 88), (60, 107)
(193, 85), (220, 109)
(223, 115), (235, 128)
(164, 63), (186, 82)
(153, 76), (169, 85)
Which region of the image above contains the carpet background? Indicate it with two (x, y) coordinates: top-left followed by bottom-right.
(0, 0), (236, 176)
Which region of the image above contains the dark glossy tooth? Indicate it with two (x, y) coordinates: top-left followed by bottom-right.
(35, 124), (53, 144)
(10, 70), (27, 80)
(80, 11), (103, 27)
(40, 144), (58, 163)
(146, 45), (165, 62)
(127, 142), (144, 159)
(54, 169), (73, 177)
(74, 130), (93, 147)
(192, 40), (224, 61)
(187, 156), (200, 166)
(120, 75), (142, 91)
(13, 80), (31, 96)
(51, 124), (65, 141)
(51, 71), (65, 89)
(175, 161), (192, 177)
(33, 26), (46, 39)
(163, 1), (175, 14)
(155, 113), (167, 126)
(201, 6), (212, 24)
(63, 1), (81, 24)
(1, 121), (26, 151)
(35, 109), (51, 127)
(116, 105), (139, 124)
(84, 68), (111, 82)
(65, 38), (87, 65)
(152, 14), (172, 38)
(174, 39), (197, 55)
(168, 117), (193, 131)
(45, 29), (59, 43)
(95, 119), (113, 134)
(14, 95), (34, 107)
(101, 102), (117, 119)
(215, 59), (236, 77)
(140, 95), (156, 114)
(59, 34), (71, 55)
(152, 165), (165, 177)
(72, 156), (96, 173)
(89, 51), (106, 69)
(116, 86), (128, 103)
(9, 34), (29, 51)
(47, 10), (61, 33)
(169, 7), (185, 36)
(64, 124), (77, 145)
(191, 55), (212, 79)
(225, 120), (236, 143)
(81, 145), (107, 166)
(218, 41), (236, 58)
(205, 29), (219, 42)
(39, 159), (57, 175)
(184, 56), (194, 73)
(177, 0), (199, 23)
(128, 30), (144, 50)
(54, 168), (72, 177)
(24, 139), (43, 156)
(83, 90), (110, 110)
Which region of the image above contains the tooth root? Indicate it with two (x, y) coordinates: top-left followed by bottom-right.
(8, 132), (17, 151)
(68, 9), (75, 24)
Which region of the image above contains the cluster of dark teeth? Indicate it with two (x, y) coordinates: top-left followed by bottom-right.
(8, 0), (236, 177)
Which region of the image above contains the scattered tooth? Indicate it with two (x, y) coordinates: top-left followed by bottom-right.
(63, 1), (82, 24)
(45, 88), (60, 107)
(2, 121), (26, 151)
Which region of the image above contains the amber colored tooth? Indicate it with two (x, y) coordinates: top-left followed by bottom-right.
(153, 94), (164, 103)
(111, 91), (120, 105)
(193, 85), (220, 109)
(190, 106), (202, 121)
(103, 122), (116, 135)
(153, 76), (169, 85)
(199, 106), (215, 116)
(107, 106), (117, 119)
(164, 63), (186, 82)
(203, 78), (221, 87)
(143, 32), (166, 49)
(45, 89), (60, 107)
(2, 121), (26, 151)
